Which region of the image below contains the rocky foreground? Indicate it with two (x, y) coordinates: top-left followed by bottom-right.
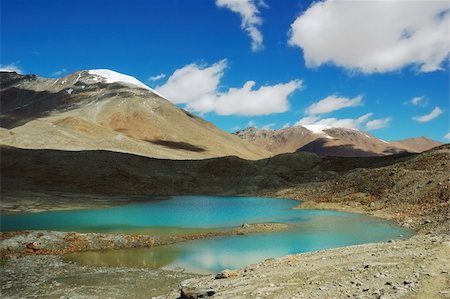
(0, 145), (449, 298)
(162, 234), (450, 299)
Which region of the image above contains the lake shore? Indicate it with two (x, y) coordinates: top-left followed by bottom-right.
(1, 145), (449, 298)
(1, 194), (448, 298)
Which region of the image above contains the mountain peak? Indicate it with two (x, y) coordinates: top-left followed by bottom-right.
(85, 69), (167, 99)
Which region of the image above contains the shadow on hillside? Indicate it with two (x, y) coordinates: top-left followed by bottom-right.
(0, 88), (72, 128)
(297, 138), (382, 158)
(149, 139), (206, 152)
(1, 145), (434, 197)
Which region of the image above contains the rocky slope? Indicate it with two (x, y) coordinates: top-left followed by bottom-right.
(390, 137), (443, 153)
(235, 126), (442, 157)
(0, 71), (269, 160)
(0, 145), (323, 198)
(1, 145), (449, 298)
(2, 144), (448, 218)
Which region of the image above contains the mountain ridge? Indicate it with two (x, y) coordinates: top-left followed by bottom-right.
(0, 70), (270, 160)
(235, 126), (442, 157)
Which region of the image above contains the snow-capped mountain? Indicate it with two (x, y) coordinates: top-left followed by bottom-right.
(235, 126), (441, 157)
(0, 70), (270, 160)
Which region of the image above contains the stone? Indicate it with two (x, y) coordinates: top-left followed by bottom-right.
(180, 287), (215, 299)
(241, 223), (250, 228)
(215, 269), (238, 279)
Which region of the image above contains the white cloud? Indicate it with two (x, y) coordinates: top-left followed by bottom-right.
(209, 79), (301, 115)
(281, 122), (291, 129)
(52, 68), (67, 77)
(305, 95), (363, 115)
(147, 73), (166, 82)
(405, 96), (429, 106)
(216, 0), (265, 51)
(260, 123), (276, 130)
(295, 112), (391, 131)
(289, 1), (450, 73)
(444, 132), (450, 140)
(231, 125), (241, 132)
(413, 106), (444, 122)
(156, 60), (302, 116)
(366, 117), (391, 130)
(295, 113), (373, 130)
(156, 60), (227, 104)
(0, 63), (22, 73)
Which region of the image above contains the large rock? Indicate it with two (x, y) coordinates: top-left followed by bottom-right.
(180, 287), (215, 298)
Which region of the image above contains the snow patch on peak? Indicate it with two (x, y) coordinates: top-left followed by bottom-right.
(303, 124), (329, 134)
(87, 69), (167, 99)
(303, 124), (333, 139)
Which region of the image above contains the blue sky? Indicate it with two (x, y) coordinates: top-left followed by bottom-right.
(1, 0), (449, 141)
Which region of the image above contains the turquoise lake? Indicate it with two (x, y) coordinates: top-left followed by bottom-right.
(0, 196), (413, 273)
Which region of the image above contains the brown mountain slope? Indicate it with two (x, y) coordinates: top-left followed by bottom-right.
(235, 126), (441, 157)
(234, 126), (317, 155)
(390, 137), (443, 153)
(0, 71), (270, 160)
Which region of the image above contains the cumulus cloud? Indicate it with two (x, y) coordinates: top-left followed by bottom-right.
(295, 113), (373, 130)
(294, 95), (390, 131)
(405, 96), (429, 106)
(305, 95), (363, 115)
(413, 106), (444, 122)
(288, 1), (450, 73)
(156, 60), (227, 104)
(366, 117), (391, 130)
(209, 80), (301, 115)
(0, 63), (22, 73)
(156, 60), (302, 116)
(216, 0), (265, 51)
(147, 73), (166, 82)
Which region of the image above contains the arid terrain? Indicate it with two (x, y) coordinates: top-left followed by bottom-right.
(2, 0), (449, 297)
(0, 71), (269, 160)
(1, 70), (449, 299)
(235, 126), (442, 157)
(1, 144), (448, 298)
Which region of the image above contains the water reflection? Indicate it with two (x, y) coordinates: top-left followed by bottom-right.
(66, 214), (412, 273)
(66, 246), (183, 269)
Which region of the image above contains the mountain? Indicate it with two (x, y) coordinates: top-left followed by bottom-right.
(389, 137), (443, 154)
(235, 126), (442, 157)
(0, 70), (270, 160)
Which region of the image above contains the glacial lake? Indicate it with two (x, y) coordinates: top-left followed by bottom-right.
(1, 196), (413, 273)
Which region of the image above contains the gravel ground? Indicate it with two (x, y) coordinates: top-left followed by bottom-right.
(0, 254), (200, 299)
(160, 234), (450, 299)
(1, 146), (448, 298)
